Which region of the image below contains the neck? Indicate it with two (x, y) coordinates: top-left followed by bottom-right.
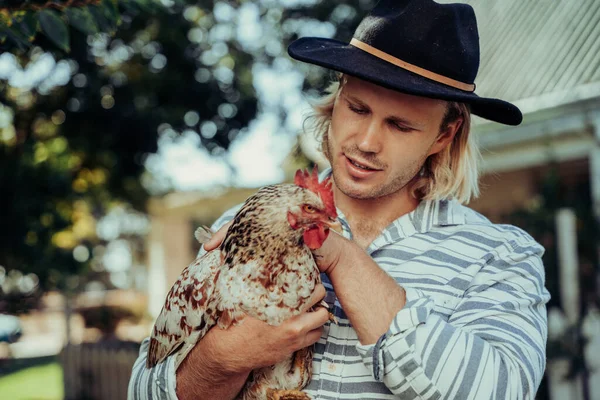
(333, 181), (420, 248)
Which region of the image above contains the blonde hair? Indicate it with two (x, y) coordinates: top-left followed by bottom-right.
(304, 74), (481, 204)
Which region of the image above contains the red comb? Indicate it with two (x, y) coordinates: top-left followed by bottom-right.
(294, 167), (337, 218)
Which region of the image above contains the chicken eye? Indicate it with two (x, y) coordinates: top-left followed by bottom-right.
(302, 204), (316, 213)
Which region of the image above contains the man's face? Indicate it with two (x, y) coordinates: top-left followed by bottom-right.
(325, 76), (452, 200)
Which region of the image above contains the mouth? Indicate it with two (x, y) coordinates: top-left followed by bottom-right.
(345, 155), (381, 171)
(343, 154), (382, 179)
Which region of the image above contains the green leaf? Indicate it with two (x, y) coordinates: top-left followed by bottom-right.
(88, 4), (111, 33)
(2, 25), (32, 51)
(0, 14), (8, 42)
(66, 7), (98, 36)
(120, 1), (141, 15)
(38, 10), (70, 52)
(17, 12), (38, 41)
(88, 0), (121, 35)
(170, 0), (188, 8)
(103, 0), (121, 26)
(137, 0), (163, 14)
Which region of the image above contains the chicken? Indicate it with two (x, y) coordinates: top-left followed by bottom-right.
(146, 168), (339, 400)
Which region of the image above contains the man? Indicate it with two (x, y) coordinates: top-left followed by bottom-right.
(129, 0), (550, 399)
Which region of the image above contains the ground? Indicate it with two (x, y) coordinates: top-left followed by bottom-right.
(0, 362), (63, 400)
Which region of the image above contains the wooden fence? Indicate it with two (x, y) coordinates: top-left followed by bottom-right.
(59, 341), (140, 400)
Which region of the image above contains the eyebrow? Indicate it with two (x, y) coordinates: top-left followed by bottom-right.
(343, 93), (424, 131)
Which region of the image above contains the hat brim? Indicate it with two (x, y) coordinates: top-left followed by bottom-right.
(288, 37), (522, 126)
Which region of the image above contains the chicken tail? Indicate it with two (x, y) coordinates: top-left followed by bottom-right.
(146, 337), (160, 368)
(194, 225), (214, 244)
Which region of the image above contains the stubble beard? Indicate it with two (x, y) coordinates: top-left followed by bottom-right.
(324, 129), (427, 201)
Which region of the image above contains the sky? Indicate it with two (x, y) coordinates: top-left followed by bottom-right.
(145, 0), (331, 192)
(144, 63), (314, 192)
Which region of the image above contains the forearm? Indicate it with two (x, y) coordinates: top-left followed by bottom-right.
(128, 338), (249, 400)
(352, 249), (549, 399)
(327, 239), (406, 344)
(175, 336), (251, 400)
(176, 359), (249, 400)
(355, 306), (544, 399)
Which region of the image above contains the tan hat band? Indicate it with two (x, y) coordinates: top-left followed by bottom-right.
(349, 38), (476, 92)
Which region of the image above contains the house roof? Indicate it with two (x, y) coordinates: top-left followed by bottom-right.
(440, 0), (600, 103)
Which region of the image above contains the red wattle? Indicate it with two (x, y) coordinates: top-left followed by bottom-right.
(303, 224), (329, 250)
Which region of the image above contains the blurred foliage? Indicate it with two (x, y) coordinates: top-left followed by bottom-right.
(2, 0), (122, 53)
(0, 0), (182, 53)
(0, 1), (376, 305)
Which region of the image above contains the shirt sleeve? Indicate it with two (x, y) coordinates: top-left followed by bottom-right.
(128, 338), (178, 400)
(355, 238), (550, 400)
(127, 207), (241, 400)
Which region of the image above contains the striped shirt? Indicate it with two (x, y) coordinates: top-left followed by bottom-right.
(129, 176), (550, 399)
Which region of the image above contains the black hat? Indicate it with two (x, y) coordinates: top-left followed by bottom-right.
(288, 0), (522, 126)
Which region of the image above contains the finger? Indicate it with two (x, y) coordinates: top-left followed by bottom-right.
(301, 284), (326, 311)
(309, 284), (327, 307)
(303, 327), (324, 347)
(204, 222), (232, 251)
(293, 307), (330, 332)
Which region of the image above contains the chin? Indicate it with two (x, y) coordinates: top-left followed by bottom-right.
(334, 165), (411, 201)
(333, 169), (384, 199)
(339, 183), (386, 200)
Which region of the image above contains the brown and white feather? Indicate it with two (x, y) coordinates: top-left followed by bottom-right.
(147, 181), (334, 398)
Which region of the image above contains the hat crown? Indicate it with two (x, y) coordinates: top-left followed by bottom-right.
(353, 0), (480, 84)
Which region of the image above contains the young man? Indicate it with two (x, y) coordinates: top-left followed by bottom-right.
(129, 1), (550, 399)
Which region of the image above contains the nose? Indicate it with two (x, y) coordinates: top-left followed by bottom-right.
(356, 119), (382, 154)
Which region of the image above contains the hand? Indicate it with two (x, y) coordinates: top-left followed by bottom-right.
(311, 231), (348, 275)
(203, 222), (232, 252)
(180, 283), (329, 375)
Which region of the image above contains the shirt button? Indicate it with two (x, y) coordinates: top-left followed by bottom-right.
(328, 363), (337, 372)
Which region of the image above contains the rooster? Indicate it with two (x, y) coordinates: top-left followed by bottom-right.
(146, 169), (339, 400)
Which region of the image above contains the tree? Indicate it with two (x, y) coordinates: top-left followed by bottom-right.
(0, 0), (375, 309)
(1, 0), (129, 53)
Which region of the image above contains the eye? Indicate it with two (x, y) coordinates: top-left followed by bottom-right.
(388, 120), (413, 133)
(348, 103), (368, 115)
(302, 204), (316, 213)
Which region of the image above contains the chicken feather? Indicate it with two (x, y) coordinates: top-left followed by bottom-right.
(147, 170), (338, 400)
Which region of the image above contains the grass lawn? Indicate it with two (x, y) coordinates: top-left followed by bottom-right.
(0, 362), (63, 400)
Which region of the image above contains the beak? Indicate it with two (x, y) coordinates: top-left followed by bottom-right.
(326, 218), (343, 234)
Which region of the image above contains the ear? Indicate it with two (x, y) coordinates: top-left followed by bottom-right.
(287, 211), (299, 230)
(427, 116), (463, 157)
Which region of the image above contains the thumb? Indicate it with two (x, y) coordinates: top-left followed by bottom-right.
(312, 231), (344, 274)
(304, 284), (327, 311)
(204, 221), (232, 251)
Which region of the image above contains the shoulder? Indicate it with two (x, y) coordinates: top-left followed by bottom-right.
(444, 204), (548, 296)
(211, 203), (244, 231)
(449, 202), (544, 258)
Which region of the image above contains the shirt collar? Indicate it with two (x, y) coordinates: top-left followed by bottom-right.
(319, 167), (466, 245)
